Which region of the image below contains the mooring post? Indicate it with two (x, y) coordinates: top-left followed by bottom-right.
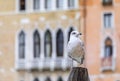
(67, 31), (89, 81)
(68, 67), (90, 81)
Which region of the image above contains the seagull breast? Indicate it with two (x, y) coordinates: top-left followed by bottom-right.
(67, 37), (85, 65)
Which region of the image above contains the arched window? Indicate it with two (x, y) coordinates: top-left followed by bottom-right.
(19, 0), (26, 11)
(56, 29), (64, 57)
(56, 0), (64, 9)
(19, 31), (25, 59)
(33, 0), (40, 10)
(44, 30), (52, 57)
(102, 37), (113, 68)
(45, 0), (51, 9)
(45, 77), (51, 81)
(33, 30), (40, 58)
(68, 27), (74, 41)
(57, 77), (63, 81)
(68, 0), (75, 8)
(104, 37), (113, 57)
(34, 78), (39, 81)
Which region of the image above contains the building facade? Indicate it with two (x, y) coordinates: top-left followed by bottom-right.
(0, 0), (120, 81)
(0, 0), (82, 81)
(83, 0), (120, 81)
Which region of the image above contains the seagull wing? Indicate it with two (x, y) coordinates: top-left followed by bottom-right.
(67, 40), (85, 64)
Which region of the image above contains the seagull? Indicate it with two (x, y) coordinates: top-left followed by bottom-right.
(67, 31), (85, 65)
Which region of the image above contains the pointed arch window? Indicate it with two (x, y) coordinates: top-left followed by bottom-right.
(34, 78), (39, 81)
(104, 37), (113, 57)
(68, 27), (74, 41)
(33, 30), (40, 58)
(68, 0), (75, 8)
(57, 77), (63, 81)
(33, 0), (40, 10)
(56, 29), (64, 57)
(45, 77), (51, 81)
(102, 37), (113, 68)
(19, 31), (25, 59)
(56, 0), (64, 9)
(19, 0), (26, 11)
(45, 0), (51, 10)
(44, 30), (52, 57)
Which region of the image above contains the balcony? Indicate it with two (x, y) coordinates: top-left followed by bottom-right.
(16, 59), (26, 70)
(16, 57), (73, 71)
(30, 59), (40, 69)
(53, 57), (73, 69)
(102, 0), (113, 6)
(101, 56), (115, 71)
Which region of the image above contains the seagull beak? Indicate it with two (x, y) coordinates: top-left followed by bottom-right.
(77, 33), (82, 37)
(79, 33), (82, 35)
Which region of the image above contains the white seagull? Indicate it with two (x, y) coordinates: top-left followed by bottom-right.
(67, 31), (85, 65)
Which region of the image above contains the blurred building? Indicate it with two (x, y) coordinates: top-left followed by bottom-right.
(82, 0), (120, 81)
(1, 0), (120, 81)
(0, 0), (82, 81)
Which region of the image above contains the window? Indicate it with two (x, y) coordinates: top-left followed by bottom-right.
(57, 77), (63, 81)
(56, 29), (64, 57)
(19, 31), (25, 59)
(103, 13), (113, 28)
(45, 0), (51, 10)
(68, 27), (74, 41)
(44, 30), (52, 57)
(68, 0), (75, 8)
(56, 0), (64, 9)
(19, 0), (26, 11)
(33, 0), (40, 10)
(102, 0), (113, 6)
(45, 77), (51, 81)
(33, 30), (40, 58)
(34, 78), (39, 81)
(102, 37), (113, 68)
(104, 37), (113, 57)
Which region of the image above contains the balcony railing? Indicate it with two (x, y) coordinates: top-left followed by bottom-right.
(54, 57), (63, 69)
(30, 59), (40, 69)
(16, 59), (26, 70)
(102, 0), (113, 6)
(16, 57), (73, 70)
(101, 56), (115, 71)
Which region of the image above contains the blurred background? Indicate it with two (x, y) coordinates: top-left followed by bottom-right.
(0, 0), (120, 81)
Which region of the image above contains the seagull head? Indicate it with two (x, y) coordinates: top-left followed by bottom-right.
(70, 31), (82, 38)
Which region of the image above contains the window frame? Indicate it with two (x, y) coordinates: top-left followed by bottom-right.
(44, 0), (52, 10)
(104, 13), (112, 28)
(33, 0), (40, 11)
(68, 0), (75, 9)
(33, 30), (41, 58)
(104, 37), (113, 57)
(56, 0), (64, 9)
(102, 11), (114, 29)
(18, 0), (26, 12)
(100, 36), (116, 71)
(102, 0), (113, 6)
(56, 29), (64, 57)
(18, 31), (25, 59)
(44, 30), (52, 57)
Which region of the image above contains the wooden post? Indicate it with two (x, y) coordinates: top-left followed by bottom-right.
(68, 67), (90, 81)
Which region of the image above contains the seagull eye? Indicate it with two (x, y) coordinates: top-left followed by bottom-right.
(72, 32), (76, 35)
